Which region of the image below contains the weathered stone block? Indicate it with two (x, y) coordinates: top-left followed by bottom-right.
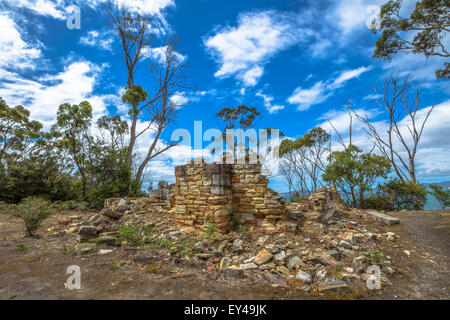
(212, 174), (231, 186)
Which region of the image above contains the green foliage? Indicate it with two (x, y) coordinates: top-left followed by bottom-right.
(12, 197), (53, 236)
(366, 250), (385, 266)
(203, 222), (217, 239)
(323, 145), (391, 208)
(121, 85), (148, 115)
(229, 213), (240, 231)
(17, 243), (28, 254)
(289, 192), (306, 203)
(111, 260), (121, 270)
(0, 97), (42, 162)
(149, 238), (197, 257)
(428, 184), (450, 210)
(118, 223), (155, 246)
(373, 0), (450, 79)
(280, 127), (330, 196)
(215, 105), (261, 131)
(379, 179), (427, 210)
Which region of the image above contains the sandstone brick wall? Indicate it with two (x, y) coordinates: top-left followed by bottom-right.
(173, 160), (287, 233)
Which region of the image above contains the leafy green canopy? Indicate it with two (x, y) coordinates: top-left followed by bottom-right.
(323, 144), (392, 208)
(374, 0), (450, 79)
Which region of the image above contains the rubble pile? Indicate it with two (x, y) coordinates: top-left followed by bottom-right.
(66, 160), (404, 296)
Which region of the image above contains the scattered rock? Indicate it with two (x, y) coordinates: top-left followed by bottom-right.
(224, 267), (245, 279)
(97, 236), (117, 246)
(98, 249), (114, 255)
(253, 249), (273, 265)
(295, 270), (311, 283)
(239, 262), (258, 270)
(101, 208), (122, 220)
(274, 251), (286, 261)
(339, 240), (352, 250)
(233, 239), (243, 252)
(286, 255), (304, 269)
(219, 257), (232, 271)
(329, 250), (341, 261)
(318, 280), (350, 294)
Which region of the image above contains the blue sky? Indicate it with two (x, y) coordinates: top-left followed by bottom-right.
(1, 0), (449, 192)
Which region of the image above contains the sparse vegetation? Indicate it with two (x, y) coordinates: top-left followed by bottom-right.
(12, 197), (53, 236)
(203, 222), (217, 239)
(118, 223), (155, 246)
(17, 243), (27, 254)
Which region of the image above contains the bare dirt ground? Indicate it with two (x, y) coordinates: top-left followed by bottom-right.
(0, 209), (448, 300)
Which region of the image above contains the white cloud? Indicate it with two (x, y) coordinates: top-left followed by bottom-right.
(316, 100), (450, 179)
(204, 10), (309, 87)
(5, 0), (175, 19)
(330, 66), (372, 88)
(143, 45), (187, 63)
(287, 66), (372, 111)
(5, 0), (68, 19)
(0, 14), (41, 70)
(255, 91), (285, 114)
(0, 60), (112, 128)
(287, 82), (329, 111)
(79, 30), (113, 51)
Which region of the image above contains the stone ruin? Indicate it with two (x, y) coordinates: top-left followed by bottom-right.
(173, 159), (287, 233)
(104, 160), (348, 235)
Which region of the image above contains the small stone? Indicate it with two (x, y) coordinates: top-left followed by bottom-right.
(274, 251), (286, 261)
(318, 280), (350, 294)
(286, 255), (304, 269)
(78, 226), (98, 236)
(233, 239), (243, 252)
(276, 266), (291, 276)
(97, 236), (117, 246)
(316, 269), (327, 280)
(224, 267), (245, 279)
(295, 270), (311, 283)
(256, 236), (267, 246)
(219, 257), (232, 271)
(253, 249), (273, 265)
(239, 262), (258, 270)
(197, 253), (212, 260)
(101, 208), (122, 220)
(404, 250), (411, 257)
(329, 250), (340, 261)
(339, 240), (352, 249)
(99, 249), (113, 255)
(387, 234), (396, 241)
(259, 263), (274, 271)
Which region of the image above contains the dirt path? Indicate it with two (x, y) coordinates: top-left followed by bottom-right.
(379, 210), (450, 299)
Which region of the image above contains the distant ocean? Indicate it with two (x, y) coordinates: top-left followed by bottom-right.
(280, 193), (447, 210)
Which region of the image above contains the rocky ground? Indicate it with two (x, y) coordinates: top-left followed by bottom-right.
(0, 204), (448, 300)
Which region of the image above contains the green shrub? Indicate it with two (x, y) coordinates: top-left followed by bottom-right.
(17, 243), (27, 254)
(203, 222), (217, 239)
(429, 184), (450, 210)
(118, 223), (155, 246)
(360, 195), (394, 211)
(379, 179), (427, 210)
(289, 192), (306, 203)
(12, 197), (53, 236)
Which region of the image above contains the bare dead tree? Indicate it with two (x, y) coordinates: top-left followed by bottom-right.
(104, 2), (161, 168)
(105, 3), (188, 187)
(354, 73), (434, 183)
(134, 43), (187, 186)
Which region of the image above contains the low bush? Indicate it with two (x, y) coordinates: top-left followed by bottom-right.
(12, 197), (53, 236)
